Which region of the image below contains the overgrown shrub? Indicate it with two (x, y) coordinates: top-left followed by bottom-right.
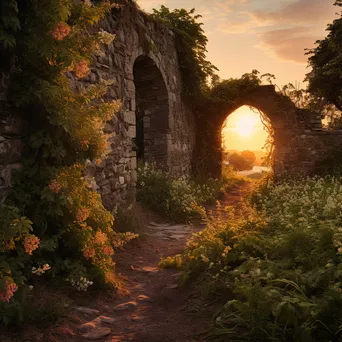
(0, 0), (138, 325)
(167, 176), (342, 341)
(137, 163), (218, 222)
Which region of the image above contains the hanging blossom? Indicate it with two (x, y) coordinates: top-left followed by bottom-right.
(76, 208), (91, 223)
(83, 247), (96, 260)
(75, 59), (90, 78)
(23, 234), (40, 255)
(102, 245), (114, 256)
(48, 179), (63, 193)
(0, 280), (18, 303)
(95, 231), (107, 245)
(51, 22), (71, 41)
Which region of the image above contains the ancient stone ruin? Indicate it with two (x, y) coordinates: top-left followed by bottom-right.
(1, 0), (342, 210)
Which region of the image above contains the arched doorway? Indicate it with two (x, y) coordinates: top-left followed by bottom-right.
(193, 85), (296, 179)
(133, 55), (169, 169)
(221, 105), (273, 176)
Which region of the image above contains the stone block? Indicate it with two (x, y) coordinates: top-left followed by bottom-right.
(123, 111), (135, 125)
(127, 125), (136, 138)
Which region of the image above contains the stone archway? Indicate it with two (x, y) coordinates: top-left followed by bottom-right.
(193, 85), (323, 178)
(133, 55), (170, 169)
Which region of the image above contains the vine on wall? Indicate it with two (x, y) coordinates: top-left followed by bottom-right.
(0, 0), (136, 323)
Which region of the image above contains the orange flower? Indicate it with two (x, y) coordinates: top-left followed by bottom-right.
(102, 245), (114, 256)
(95, 231), (107, 245)
(83, 247), (96, 260)
(23, 235), (40, 255)
(0, 280), (18, 303)
(51, 22), (71, 41)
(75, 59), (90, 78)
(48, 179), (62, 193)
(76, 208), (91, 223)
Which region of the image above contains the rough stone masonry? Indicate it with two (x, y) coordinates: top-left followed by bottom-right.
(1, 0), (342, 210)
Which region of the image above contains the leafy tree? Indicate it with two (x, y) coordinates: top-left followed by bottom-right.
(306, 1), (342, 111)
(241, 150), (256, 166)
(228, 153), (253, 171)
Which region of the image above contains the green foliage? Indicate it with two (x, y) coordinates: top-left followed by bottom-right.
(137, 162), (218, 222)
(0, 0), (137, 324)
(241, 150), (256, 166)
(306, 1), (342, 111)
(0, 0), (20, 50)
(228, 152), (254, 171)
(201, 70), (261, 114)
(221, 165), (249, 192)
(150, 6), (218, 103)
(170, 176), (342, 341)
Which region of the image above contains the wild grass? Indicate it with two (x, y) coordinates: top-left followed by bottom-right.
(163, 175), (342, 341)
(136, 162), (219, 222)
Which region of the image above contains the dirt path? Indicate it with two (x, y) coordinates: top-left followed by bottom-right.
(69, 184), (253, 342)
(60, 206), (209, 342)
(1, 183), (252, 342)
(206, 182), (253, 222)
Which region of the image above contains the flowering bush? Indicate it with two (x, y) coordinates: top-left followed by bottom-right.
(50, 22), (71, 41)
(40, 165), (138, 285)
(170, 175), (342, 341)
(137, 162), (217, 222)
(0, 203), (45, 323)
(0, 0), (137, 325)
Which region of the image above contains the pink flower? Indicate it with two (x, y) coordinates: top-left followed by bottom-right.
(24, 235), (40, 255)
(0, 280), (18, 303)
(75, 60), (90, 78)
(48, 179), (62, 193)
(51, 22), (71, 41)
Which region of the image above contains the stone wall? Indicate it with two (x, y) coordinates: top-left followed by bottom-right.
(279, 130), (342, 176)
(194, 85), (327, 178)
(2, 1), (342, 208)
(71, 2), (196, 210)
(0, 72), (23, 201)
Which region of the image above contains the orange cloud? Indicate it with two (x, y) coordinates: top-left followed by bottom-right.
(259, 27), (318, 64)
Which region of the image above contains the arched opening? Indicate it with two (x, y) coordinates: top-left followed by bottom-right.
(133, 55), (169, 169)
(221, 105), (274, 178)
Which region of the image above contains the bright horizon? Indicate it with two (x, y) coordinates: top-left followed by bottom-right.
(222, 106), (268, 151)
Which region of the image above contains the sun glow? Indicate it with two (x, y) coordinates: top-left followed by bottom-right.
(235, 116), (256, 136)
(222, 106), (268, 151)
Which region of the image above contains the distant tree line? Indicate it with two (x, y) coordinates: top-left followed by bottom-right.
(227, 150), (256, 171)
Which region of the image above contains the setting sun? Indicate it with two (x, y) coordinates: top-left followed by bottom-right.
(235, 116), (256, 137)
(222, 106), (268, 151)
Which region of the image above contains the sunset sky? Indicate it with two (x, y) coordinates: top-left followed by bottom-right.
(137, 0), (339, 151)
